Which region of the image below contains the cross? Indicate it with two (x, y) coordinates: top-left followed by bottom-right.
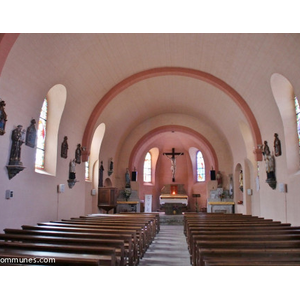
(163, 148), (184, 182)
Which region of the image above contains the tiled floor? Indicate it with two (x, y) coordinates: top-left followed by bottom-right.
(138, 225), (191, 266)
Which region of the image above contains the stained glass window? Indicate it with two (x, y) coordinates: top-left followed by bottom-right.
(85, 159), (90, 181)
(143, 152), (151, 182)
(35, 98), (47, 169)
(196, 150), (205, 182)
(295, 96), (300, 151)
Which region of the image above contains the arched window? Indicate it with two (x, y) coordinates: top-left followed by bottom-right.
(143, 152), (151, 182)
(295, 96), (300, 152)
(35, 98), (47, 169)
(35, 84), (67, 175)
(196, 150), (205, 182)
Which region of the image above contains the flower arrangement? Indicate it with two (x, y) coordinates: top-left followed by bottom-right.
(219, 192), (226, 201)
(123, 188), (131, 201)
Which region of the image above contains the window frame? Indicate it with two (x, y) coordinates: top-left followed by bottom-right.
(196, 150), (205, 182)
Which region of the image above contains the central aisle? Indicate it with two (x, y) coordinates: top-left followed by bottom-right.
(138, 225), (191, 266)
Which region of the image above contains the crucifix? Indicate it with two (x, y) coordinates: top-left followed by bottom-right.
(163, 148), (184, 182)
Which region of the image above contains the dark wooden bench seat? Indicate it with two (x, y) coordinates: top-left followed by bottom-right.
(195, 238), (300, 266)
(198, 248), (300, 266)
(65, 218), (153, 249)
(203, 256), (300, 266)
(0, 213), (159, 266)
(184, 212), (300, 266)
(21, 224), (141, 263)
(0, 248), (115, 266)
(0, 235), (125, 265)
(41, 222), (146, 257)
(189, 232), (300, 266)
(80, 214), (158, 239)
(4, 228), (135, 265)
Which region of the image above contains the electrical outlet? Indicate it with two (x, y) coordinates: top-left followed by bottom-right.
(5, 190), (13, 199)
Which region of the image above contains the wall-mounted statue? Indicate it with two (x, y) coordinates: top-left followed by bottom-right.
(67, 158), (78, 188)
(274, 133), (281, 157)
(61, 136), (68, 158)
(216, 171), (223, 188)
(9, 125), (25, 165)
(0, 99), (7, 135)
(263, 140), (276, 189)
(75, 143), (82, 164)
(108, 157), (113, 176)
(25, 119), (37, 148)
(239, 170), (243, 192)
(99, 161), (104, 187)
(69, 159), (76, 180)
(125, 168), (131, 188)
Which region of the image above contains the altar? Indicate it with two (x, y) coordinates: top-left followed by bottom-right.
(207, 188), (234, 214)
(159, 184), (188, 214)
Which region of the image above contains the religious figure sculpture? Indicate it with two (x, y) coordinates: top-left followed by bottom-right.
(108, 158), (113, 176)
(216, 171), (222, 188)
(25, 119), (37, 148)
(9, 125), (25, 165)
(274, 133), (281, 157)
(125, 168), (131, 188)
(61, 136), (68, 158)
(69, 159), (76, 180)
(263, 140), (276, 189)
(163, 148), (184, 182)
(0, 99), (7, 135)
(99, 161), (104, 187)
(75, 144), (82, 164)
(239, 170), (243, 192)
(263, 140), (270, 156)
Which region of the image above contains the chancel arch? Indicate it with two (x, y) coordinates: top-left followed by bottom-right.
(128, 125), (219, 211)
(81, 67), (263, 162)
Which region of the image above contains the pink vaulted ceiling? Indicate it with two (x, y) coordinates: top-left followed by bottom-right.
(2, 33), (300, 163)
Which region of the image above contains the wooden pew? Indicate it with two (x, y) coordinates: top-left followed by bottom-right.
(21, 224), (141, 264)
(184, 213), (300, 266)
(4, 228), (135, 265)
(0, 240), (118, 265)
(69, 216), (154, 250)
(198, 248), (300, 266)
(1, 212), (159, 266)
(0, 248), (115, 266)
(45, 221), (145, 258)
(0, 234), (125, 266)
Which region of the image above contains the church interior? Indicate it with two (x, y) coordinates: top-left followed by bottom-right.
(1, 32), (300, 273)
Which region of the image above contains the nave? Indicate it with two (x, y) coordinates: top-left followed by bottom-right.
(138, 225), (191, 266)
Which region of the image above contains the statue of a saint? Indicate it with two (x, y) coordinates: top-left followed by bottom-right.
(0, 100), (7, 135)
(239, 170), (243, 192)
(75, 144), (82, 164)
(99, 161), (104, 187)
(69, 159), (76, 179)
(216, 171), (223, 188)
(9, 125), (25, 165)
(125, 168), (131, 188)
(263, 140), (270, 156)
(61, 136), (68, 158)
(25, 119), (37, 148)
(274, 133), (281, 157)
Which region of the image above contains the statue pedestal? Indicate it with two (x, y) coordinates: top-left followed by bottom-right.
(6, 165), (25, 180)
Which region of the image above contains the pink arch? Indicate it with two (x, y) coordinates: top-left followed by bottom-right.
(0, 34), (20, 76)
(82, 67), (263, 161)
(128, 125), (219, 172)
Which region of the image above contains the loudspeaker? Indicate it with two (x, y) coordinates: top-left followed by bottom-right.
(131, 171), (137, 181)
(210, 170), (216, 180)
